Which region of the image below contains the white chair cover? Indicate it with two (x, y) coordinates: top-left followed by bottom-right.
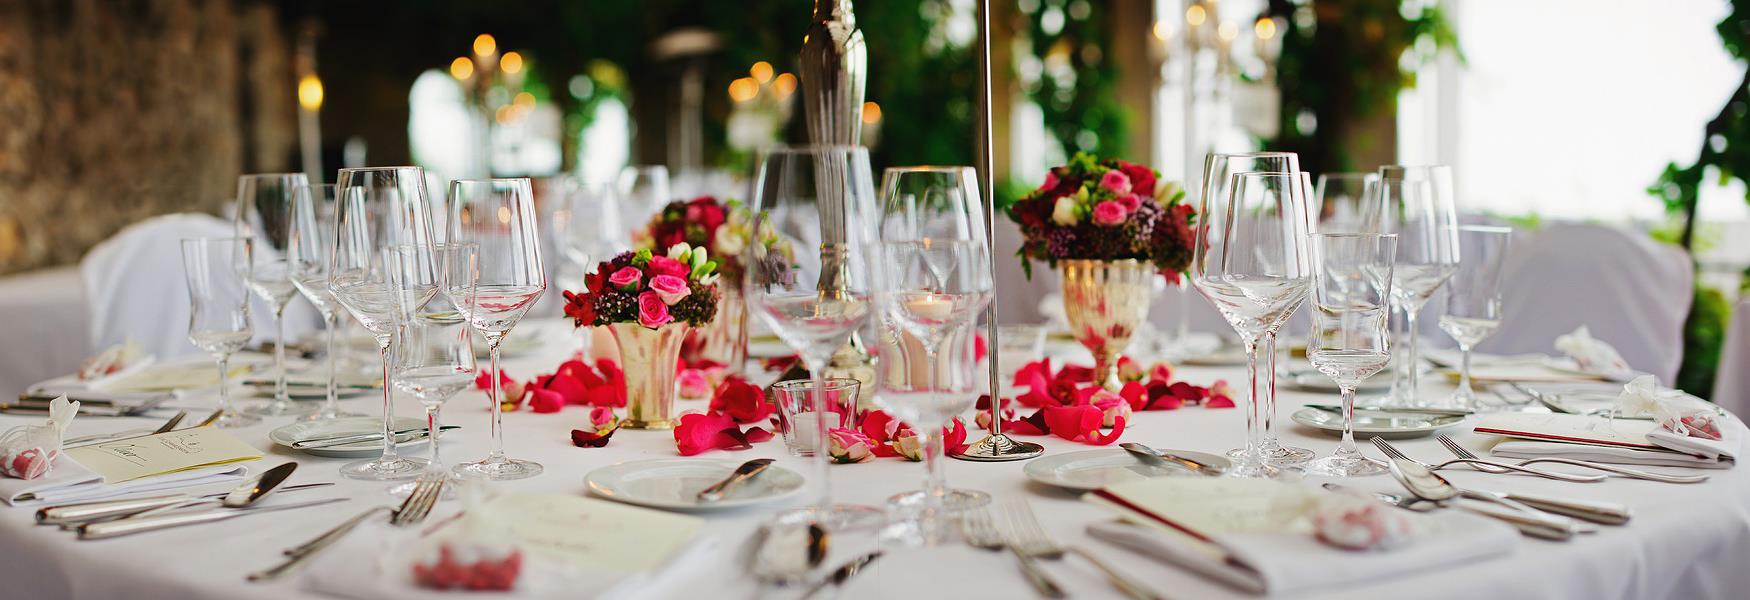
(1712, 298), (1750, 413)
(80, 213), (321, 361)
(0, 267), (90, 395)
(1479, 223), (1692, 384)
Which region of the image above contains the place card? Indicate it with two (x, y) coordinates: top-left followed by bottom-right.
(63, 427), (262, 483)
(476, 493), (702, 572)
(1473, 412), (1663, 450)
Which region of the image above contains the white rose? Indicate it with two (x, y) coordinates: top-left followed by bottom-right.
(713, 231), (745, 257)
(1155, 181), (1184, 206)
(1051, 196), (1081, 226)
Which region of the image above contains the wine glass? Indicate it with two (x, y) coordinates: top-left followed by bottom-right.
(1440, 225), (1512, 411)
(615, 165), (670, 232)
(1366, 166), (1460, 408)
(388, 243), (478, 497)
(553, 176), (629, 282)
(235, 173), (316, 418)
(1200, 152), (1313, 466)
(745, 145), (882, 530)
(329, 166), (439, 481)
(289, 184), (364, 421)
(446, 178), (547, 481)
(1189, 170), (1314, 478)
(877, 240), (992, 539)
(180, 238), (260, 428)
(1314, 172), (1380, 232)
(875, 166), (995, 521)
(1303, 233), (1396, 477)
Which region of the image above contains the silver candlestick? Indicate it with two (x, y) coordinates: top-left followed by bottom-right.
(956, 0), (1043, 463)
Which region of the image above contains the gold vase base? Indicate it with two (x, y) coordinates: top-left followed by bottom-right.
(951, 433), (1045, 462)
(620, 419), (678, 430)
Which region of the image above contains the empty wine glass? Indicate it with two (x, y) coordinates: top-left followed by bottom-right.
(1366, 166), (1460, 408)
(615, 165), (671, 231)
(553, 176), (629, 282)
(1303, 233), (1396, 477)
(388, 243), (477, 496)
(289, 184), (364, 421)
(180, 237), (260, 428)
(1200, 152), (1314, 466)
(1314, 172), (1380, 232)
(745, 145), (882, 530)
(447, 178), (547, 481)
(329, 166), (439, 481)
(1190, 170), (1314, 478)
(1440, 225), (1512, 411)
(235, 173), (316, 418)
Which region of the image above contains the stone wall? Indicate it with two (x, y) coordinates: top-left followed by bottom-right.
(0, 0), (295, 276)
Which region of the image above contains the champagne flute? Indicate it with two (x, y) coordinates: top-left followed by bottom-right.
(388, 243), (478, 497)
(1189, 170), (1314, 478)
(289, 184), (364, 420)
(1200, 153), (1313, 465)
(235, 173), (317, 418)
(447, 178), (547, 481)
(1366, 166), (1460, 407)
(1440, 225), (1512, 411)
(1303, 233), (1396, 477)
(744, 145), (882, 530)
(875, 166), (996, 523)
(877, 240), (992, 540)
(180, 238), (260, 428)
(329, 166), (438, 481)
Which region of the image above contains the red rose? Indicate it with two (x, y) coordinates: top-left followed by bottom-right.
(647, 255), (691, 279)
(708, 377), (772, 424)
(1118, 162), (1157, 197)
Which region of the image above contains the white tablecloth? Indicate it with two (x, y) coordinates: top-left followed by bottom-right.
(0, 266), (90, 397)
(1, 319), (1747, 600)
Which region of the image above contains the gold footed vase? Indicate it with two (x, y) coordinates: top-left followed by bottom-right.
(682, 285), (748, 374)
(608, 322), (691, 429)
(1059, 259), (1155, 391)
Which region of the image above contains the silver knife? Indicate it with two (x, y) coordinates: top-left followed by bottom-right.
(1305, 404), (1472, 417)
(38, 483), (336, 526)
(78, 498), (349, 540)
(291, 426), (459, 449)
(696, 458), (775, 503)
(801, 550), (883, 599)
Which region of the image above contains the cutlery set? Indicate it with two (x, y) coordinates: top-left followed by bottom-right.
(29, 463), (351, 542)
(62, 409), (225, 449)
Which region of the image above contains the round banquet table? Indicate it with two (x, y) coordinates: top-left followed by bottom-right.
(2, 318), (1747, 600)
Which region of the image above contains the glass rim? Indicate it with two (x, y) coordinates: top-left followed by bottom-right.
(761, 144), (870, 156)
(239, 172), (308, 179)
(1458, 225), (1513, 234)
(181, 236), (251, 245)
(450, 177), (534, 185)
(882, 165), (975, 174)
(1314, 232), (1397, 240)
(771, 378), (861, 392)
(338, 166), (423, 174)
(1209, 151), (1298, 159)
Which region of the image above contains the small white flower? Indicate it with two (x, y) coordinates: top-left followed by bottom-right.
(1051, 196), (1081, 226)
(1156, 181), (1183, 206)
(714, 232), (745, 257)
(666, 243), (692, 260)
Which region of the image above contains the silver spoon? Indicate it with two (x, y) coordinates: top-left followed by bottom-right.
(116, 462), (300, 519)
(1371, 437), (1580, 540)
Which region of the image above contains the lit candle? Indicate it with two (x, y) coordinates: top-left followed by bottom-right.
(905, 293), (953, 320)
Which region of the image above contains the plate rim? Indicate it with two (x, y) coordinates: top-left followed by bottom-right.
(584, 457), (804, 511)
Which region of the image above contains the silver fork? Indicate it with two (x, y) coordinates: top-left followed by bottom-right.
(1004, 500), (1164, 600)
(1436, 435), (1707, 484)
(962, 507), (1064, 598)
(1370, 437), (1604, 482)
(246, 473), (446, 581)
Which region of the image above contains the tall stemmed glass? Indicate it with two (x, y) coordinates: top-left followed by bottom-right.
(289, 184), (363, 420)
(1440, 226), (1512, 411)
(616, 165), (671, 232)
(181, 238), (260, 428)
(1367, 166), (1460, 408)
(1189, 171), (1314, 478)
(1201, 153), (1313, 465)
(875, 166), (995, 522)
(329, 167), (438, 481)
(745, 145), (882, 530)
(1314, 173), (1379, 230)
(447, 178), (547, 481)
(235, 173), (317, 418)
(388, 243), (477, 496)
(1303, 233), (1396, 477)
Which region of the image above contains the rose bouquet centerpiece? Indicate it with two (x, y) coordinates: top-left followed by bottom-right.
(562, 245), (719, 429)
(1002, 152), (1196, 390)
(642, 196), (756, 373)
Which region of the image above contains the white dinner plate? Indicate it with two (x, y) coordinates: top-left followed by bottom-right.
(269, 417), (430, 458)
(1284, 371), (1391, 394)
(475, 327), (551, 358)
(1290, 407), (1466, 439)
(1023, 449), (1232, 492)
(586, 458), (805, 512)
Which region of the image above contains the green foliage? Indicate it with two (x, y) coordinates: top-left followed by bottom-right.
(1648, 0), (1750, 248)
(1681, 284), (1730, 399)
(1016, 1), (1127, 158)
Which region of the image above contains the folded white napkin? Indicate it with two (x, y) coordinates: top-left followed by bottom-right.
(301, 521), (721, 600)
(1490, 412), (1745, 469)
(1554, 326), (1637, 382)
(0, 458), (247, 505)
(1086, 511), (1518, 596)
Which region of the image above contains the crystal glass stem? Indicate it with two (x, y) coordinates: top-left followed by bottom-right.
(486, 340), (506, 461)
(804, 353), (835, 508)
(377, 343), (400, 461)
(1456, 341), (1476, 410)
(216, 354), (234, 419)
(1242, 337), (1263, 459)
(425, 403), (444, 470)
(273, 304), (289, 405)
(1335, 385), (1363, 461)
(1404, 305), (1424, 406)
(1260, 333), (1280, 452)
(921, 344), (945, 510)
(321, 313), (339, 417)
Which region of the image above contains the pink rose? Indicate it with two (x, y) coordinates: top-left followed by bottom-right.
(1036, 171), (1060, 194)
(637, 291), (673, 328)
(826, 428), (876, 463)
(890, 428), (924, 461)
(1089, 389), (1132, 428)
(1092, 200), (1129, 226)
(1117, 193), (1143, 212)
(1099, 170), (1132, 195)
(608, 266), (642, 290)
(676, 369), (711, 399)
(647, 255), (691, 279)
(648, 274), (691, 306)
